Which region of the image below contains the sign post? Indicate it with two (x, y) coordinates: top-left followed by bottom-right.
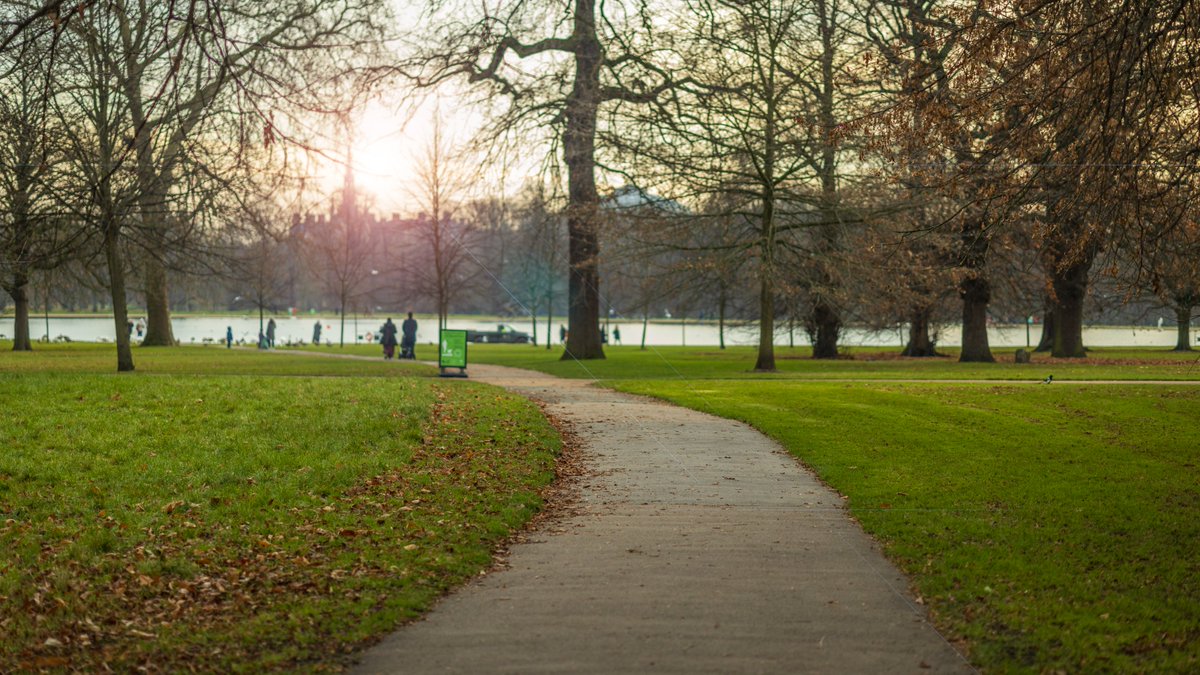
(438, 329), (469, 378)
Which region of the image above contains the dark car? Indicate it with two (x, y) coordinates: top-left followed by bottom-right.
(466, 324), (531, 344)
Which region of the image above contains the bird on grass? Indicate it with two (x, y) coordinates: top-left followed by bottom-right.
(1040, 374), (1054, 384)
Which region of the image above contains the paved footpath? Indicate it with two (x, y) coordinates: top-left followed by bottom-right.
(351, 363), (974, 674)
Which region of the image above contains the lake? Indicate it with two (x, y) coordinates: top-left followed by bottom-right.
(5, 314), (1195, 349)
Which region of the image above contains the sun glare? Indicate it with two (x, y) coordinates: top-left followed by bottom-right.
(346, 102), (423, 213)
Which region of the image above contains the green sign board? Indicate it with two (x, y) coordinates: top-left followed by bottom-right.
(439, 329), (468, 369)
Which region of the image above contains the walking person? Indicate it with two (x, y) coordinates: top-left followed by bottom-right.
(225, 326), (233, 349)
(401, 312), (418, 359)
(313, 320), (322, 346)
(380, 318), (398, 359)
(613, 326), (621, 345)
(266, 318), (277, 348)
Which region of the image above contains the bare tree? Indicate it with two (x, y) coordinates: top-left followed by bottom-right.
(928, 1), (1200, 357)
(299, 159), (376, 347)
(510, 182), (566, 349)
(0, 36), (84, 351)
(409, 114), (479, 330)
(610, 0), (866, 368)
(393, 0), (694, 360)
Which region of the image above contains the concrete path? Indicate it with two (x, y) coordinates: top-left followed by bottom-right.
(353, 363), (974, 674)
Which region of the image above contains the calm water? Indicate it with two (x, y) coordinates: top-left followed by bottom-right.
(4, 314), (1196, 349)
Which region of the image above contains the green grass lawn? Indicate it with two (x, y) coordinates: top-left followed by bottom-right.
(451, 344), (1200, 671)
(607, 380), (1200, 672)
(0, 344), (560, 672)
(418, 343), (1200, 381)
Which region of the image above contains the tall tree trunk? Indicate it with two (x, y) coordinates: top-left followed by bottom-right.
(104, 226), (135, 372)
(339, 297), (346, 347)
(1035, 295), (1056, 352)
(641, 311), (649, 351)
(562, 0), (604, 360)
(546, 294), (553, 350)
(810, 301), (841, 359)
(813, 0), (842, 362)
(140, 251), (175, 345)
(902, 306), (938, 357)
(1050, 257), (1091, 358)
(718, 288), (726, 350)
(9, 274), (32, 351)
(754, 275), (776, 371)
(959, 275), (994, 362)
(1175, 304), (1194, 352)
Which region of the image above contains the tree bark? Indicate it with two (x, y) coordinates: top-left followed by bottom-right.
(1175, 305), (1194, 352)
(546, 294), (553, 350)
(561, 0), (604, 360)
(959, 275), (994, 362)
(810, 301), (841, 359)
(104, 226), (135, 372)
(754, 274), (776, 371)
(901, 306), (938, 357)
(1035, 295), (1056, 352)
(339, 297), (347, 347)
(718, 287), (726, 350)
(10, 275), (33, 351)
(140, 251), (175, 345)
(1050, 258), (1090, 358)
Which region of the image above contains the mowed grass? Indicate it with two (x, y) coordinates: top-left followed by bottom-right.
(450, 343), (1200, 381)
(0, 341), (433, 377)
(605, 381), (1200, 672)
(0, 344), (560, 671)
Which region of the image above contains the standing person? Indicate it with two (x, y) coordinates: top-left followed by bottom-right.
(380, 318), (398, 359)
(225, 326), (233, 349)
(401, 312), (418, 359)
(266, 318), (277, 348)
(559, 324), (567, 343)
(135, 318), (145, 338)
(127, 319), (134, 338)
(613, 326), (621, 345)
(313, 320), (322, 346)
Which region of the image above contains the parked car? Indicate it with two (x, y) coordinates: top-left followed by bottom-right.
(466, 324), (531, 344)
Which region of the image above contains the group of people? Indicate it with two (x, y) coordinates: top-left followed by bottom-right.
(217, 315), (419, 354)
(378, 313), (418, 360)
(221, 318), (276, 349)
(125, 318), (146, 339)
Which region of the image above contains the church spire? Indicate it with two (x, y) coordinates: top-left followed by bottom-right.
(340, 146), (357, 223)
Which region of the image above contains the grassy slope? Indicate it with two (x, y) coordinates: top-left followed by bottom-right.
(456, 345), (1200, 672)
(0, 345), (560, 671)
